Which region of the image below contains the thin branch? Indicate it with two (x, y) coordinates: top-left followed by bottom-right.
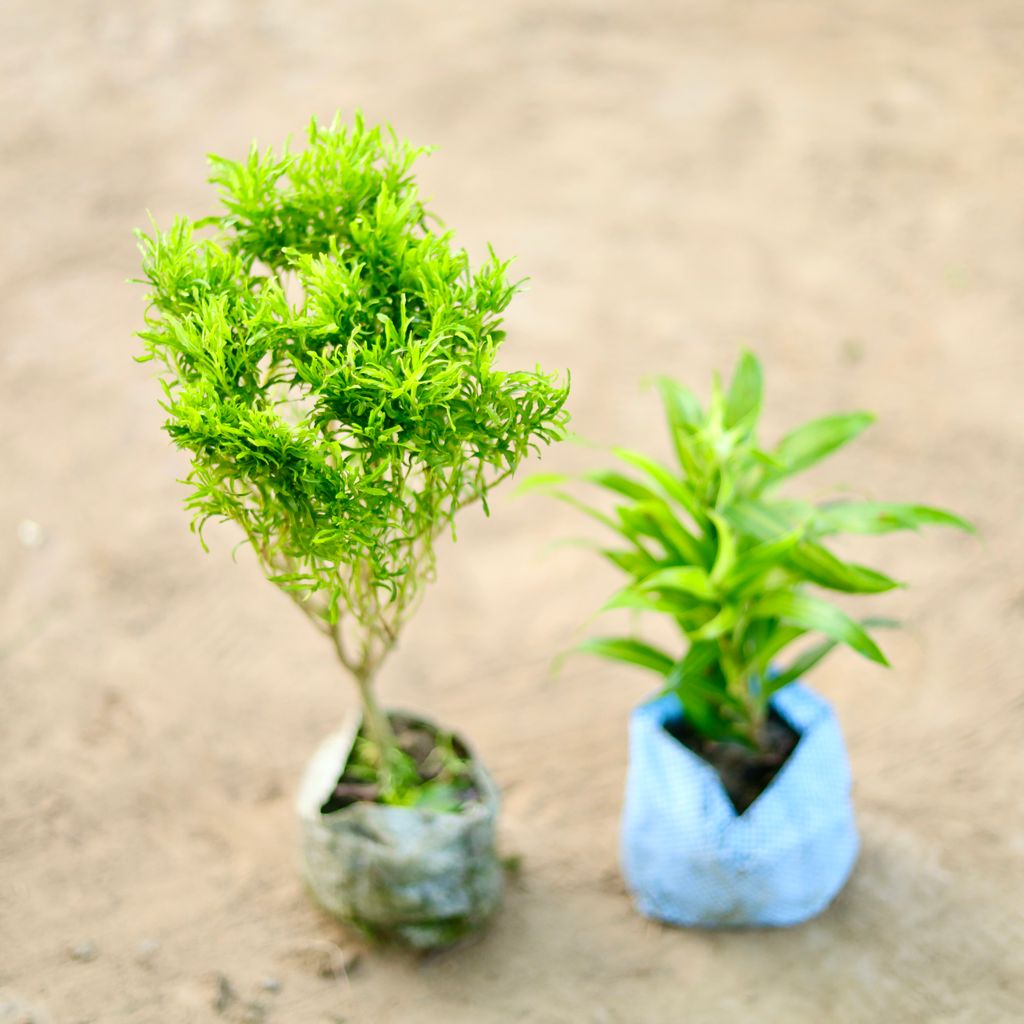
(329, 618), (358, 674)
(287, 588), (332, 636)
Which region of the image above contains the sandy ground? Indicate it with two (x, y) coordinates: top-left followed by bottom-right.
(2, 1), (1024, 1021)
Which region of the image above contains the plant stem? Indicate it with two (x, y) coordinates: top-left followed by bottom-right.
(352, 664), (399, 794)
(329, 622), (399, 792)
(748, 693), (767, 749)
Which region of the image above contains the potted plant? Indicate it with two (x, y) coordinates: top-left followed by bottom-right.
(537, 352), (970, 926)
(135, 114), (569, 947)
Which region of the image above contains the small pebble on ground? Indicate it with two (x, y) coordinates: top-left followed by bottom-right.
(135, 938), (160, 964)
(15, 520), (45, 549)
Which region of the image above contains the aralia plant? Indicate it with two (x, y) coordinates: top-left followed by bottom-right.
(536, 352), (971, 752)
(136, 114), (569, 798)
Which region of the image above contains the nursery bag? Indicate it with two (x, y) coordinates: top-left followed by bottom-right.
(297, 713), (504, 948)
(621, 683), (858, 927)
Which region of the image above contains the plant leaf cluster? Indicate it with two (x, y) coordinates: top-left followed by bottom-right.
(538, 352), (971, 749)
(346, 729), (475, 813)
(136, 114), (569, 788)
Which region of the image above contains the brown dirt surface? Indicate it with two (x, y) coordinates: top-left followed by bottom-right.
(2, 2), (1023, 1021)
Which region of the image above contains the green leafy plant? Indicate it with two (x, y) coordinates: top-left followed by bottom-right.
(537, 352), (970, 750)
(345, 727), (473, 812)
(136, 114), (569, 794)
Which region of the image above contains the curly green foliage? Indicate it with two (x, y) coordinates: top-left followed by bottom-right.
(538, 352), (970, 749)
(136, 114), (569, 696)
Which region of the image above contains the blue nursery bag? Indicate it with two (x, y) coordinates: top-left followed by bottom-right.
(621, 683), (858, 927)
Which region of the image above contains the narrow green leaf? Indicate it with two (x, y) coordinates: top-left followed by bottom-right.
(662, 644), (749, 742)
(708, 511), (737, 585)
(690, 604), (738, 641)
(741, 624), (807, 680)
(787, 540), (902, 594)
(600, 546), (659, 577)
(720, 531), (802, 594)
(583, 469), (658, 503)
(637, 566), (716, 601)
(515, 472), (567, 495)
(656, 376), (702, 429)
(765, 412), (875, 483)
(621, 502), (706, 567)
(812, 501), (975, 537)
(656, 377), (705, 480)
(724, 350), (763, 430)
(750, 591), (889, 666)
(666, 657), (743, 714)
(612, 447), (708, 529)
(577, 636), (674, 675)
(602, 587), (686, 615)
(763, 639), (838, 696)
(548, 490), (623, 535)
(725, 498), (813, 542)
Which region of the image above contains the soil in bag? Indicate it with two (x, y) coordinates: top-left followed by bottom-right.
(665, 708), (800, 815)
(321, 714), (480, 814)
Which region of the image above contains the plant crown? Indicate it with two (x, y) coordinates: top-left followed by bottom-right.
(537, 352), (971, 749)
(136, 114), (569, 786)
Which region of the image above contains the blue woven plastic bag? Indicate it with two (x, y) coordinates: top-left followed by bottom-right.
(621, 683), (858, 927)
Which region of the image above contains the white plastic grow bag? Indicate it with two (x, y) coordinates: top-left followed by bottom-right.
(621, 683), (858, 927)
(297, 712), (503, 948)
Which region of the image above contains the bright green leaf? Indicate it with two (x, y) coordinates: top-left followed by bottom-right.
(724, 350), (763, 430)
(637, 566), (716, 601)
(766, 412), (875, 483)
(577, 636), (675, 675)
(812, 501), (975, 537)
(750, 591), (889, 666)
(787, 540), (902, 594)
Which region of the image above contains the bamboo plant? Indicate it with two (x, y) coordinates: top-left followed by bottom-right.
(537, 352), (970, 749)
(137, 114), (569, 794)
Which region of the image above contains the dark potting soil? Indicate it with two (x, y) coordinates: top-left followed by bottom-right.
(320, 714), (479, 814)
(664, 709), (800, 815)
